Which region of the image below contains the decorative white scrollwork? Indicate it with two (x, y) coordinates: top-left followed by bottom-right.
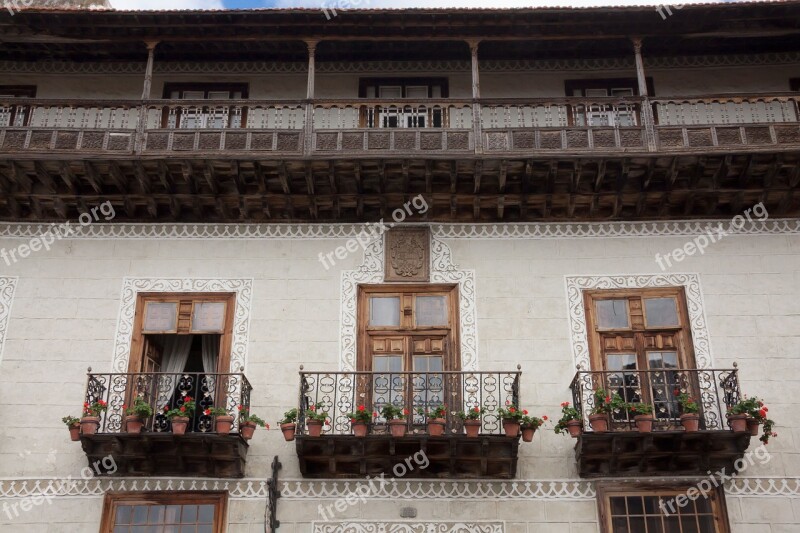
(0, 277), (17, 367)
(312, 522), (504, 533)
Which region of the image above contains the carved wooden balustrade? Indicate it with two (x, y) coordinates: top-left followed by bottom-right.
(1, 93), (797, 156)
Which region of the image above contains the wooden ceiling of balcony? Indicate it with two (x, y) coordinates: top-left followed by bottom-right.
(0, 152), (797, 222)
(1, 3), (799, 62)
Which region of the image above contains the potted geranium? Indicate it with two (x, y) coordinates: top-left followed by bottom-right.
(628, 402), (655, 433)
(417, 405), (447, 436)
(457, 405), (485, 437)
(554, 401), (582, 438)
(80, 400), (107, 435)
(305, 403), (328, 437)
(520, 414), (546, 442)
(279, 408), (298, 441)
(674, 390), (700, 432)
(380, 404), (408, 437)
(589, 389), (623, 433)
(62, 416), (81, 441)
(164, 396), (195, 435)
(347, 405), (372, 437)
(729, 396), (776, 443)
(124, 396), (153, 434)
(498, 402), (525, 438)
(238, 405), (268, 439)
(205, 406), (234, 434)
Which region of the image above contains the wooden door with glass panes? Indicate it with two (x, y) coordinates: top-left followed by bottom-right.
(358, 285), (459, 426)
(584, 287), (697, 428)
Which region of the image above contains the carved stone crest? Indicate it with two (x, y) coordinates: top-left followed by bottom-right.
(385, 227), (430, 282)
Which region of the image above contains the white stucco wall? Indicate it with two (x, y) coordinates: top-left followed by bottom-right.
(0, 222), (798, 531)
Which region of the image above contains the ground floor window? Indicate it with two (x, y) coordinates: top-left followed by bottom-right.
(598, 483), (730, 533)
(101, 492), (226, 533)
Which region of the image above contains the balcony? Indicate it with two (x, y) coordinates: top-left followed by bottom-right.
(79, 371), (253, 478)
(295, 369), (522, 479)
(1, 93), (797, 157)
(569, 367), (752, 478)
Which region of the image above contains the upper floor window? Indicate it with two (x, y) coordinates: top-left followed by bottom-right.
(101, 492), (226, 533)
(0, 85), (36, 127)
(585, 287), (697, 426)
(358, 77), (448, 128)
(161, 83), (249, 129)
(791, 78), (800, 91)
(565, 78), (653, 127)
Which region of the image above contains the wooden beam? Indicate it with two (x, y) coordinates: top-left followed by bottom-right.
(203, 162), (219, 194)
(34, 161), (57, 193)
(108, 162), (128, 193)
(498, 160), (507, 193)
(82, 161), (102, 194)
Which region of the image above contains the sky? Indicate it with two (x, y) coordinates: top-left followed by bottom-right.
(110, 0), (738, 12)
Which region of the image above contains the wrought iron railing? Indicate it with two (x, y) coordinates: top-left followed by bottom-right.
(297, 368), (521, 436)
(83, 370), (252, 434)
(569, 367), (741, 432)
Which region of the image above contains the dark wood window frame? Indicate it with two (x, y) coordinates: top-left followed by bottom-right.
(358, 77), (449, 99)
(100, 491), (227, 533)
(357, 283), (461, 372)
(127, 292), (236, 377)
(596, 481), (731, 533)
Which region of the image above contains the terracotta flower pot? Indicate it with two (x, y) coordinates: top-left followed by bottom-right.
(566, 419), (582, 437)
(680, 413), (700, 432)
(634, 415), (654, 433)
(463, 419), (481, 437)
(170, 416), (190, 435)
(240, 421), (257, 440)
(352, 422), (368, 437)
(80, 416), (100, 435)
(307, 419), (324, 437)
(728, 414), (748, 433)
(281, 423), (296, 441)
(215, 415), (234, 434)
(503, 419), (521, 438)
(521, 426), (536, 442)
(125, 415), (144, 434)
(68, 424), (81, 441)
(427, 418), (446, 436)
(589, 414), (609, 433)
(389, 419), (407, 438)
(746, 417), (761, 436)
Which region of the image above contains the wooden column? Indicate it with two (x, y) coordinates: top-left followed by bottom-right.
(304, 40), (318, 155)
(468, 40), (483, 153)
(632, 37), (657, 151)
(135, 40), (159, 154)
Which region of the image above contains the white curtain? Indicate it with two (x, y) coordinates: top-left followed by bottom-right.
(202, 334), (221, 401)
(157, 335), (193, 404)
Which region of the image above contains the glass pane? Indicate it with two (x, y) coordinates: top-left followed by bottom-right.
(644, 496), (660, 515)
(165, 505), (182, 524)
(695, 495), (712, 513)
(116, 506), (132, 524)
(416, 296), (448, 326)
(645, 298), (679, 327)
(370, 297), (400, 326)
(191, 302), (226, 333)
(626, 496), (644, 515)
(648, 351), (678, 370)
(114, 527), (128, 533)
(664, 516), (681, 533)
(413, 355), (443, 372)
(406, 86), (428, 99)
(611, 517), (629, 533)
(680, 516), (699, 533)
(143, 302), (178, 332)
(132, 506), (148, 525)
(379, 86), (402, 98)
(596, 299), (630, 329)
(607, 354), (637, 372)
(197, 505), (215, 524)
(628, 517), (645, 531)
(697, 516), (715, 531)
(181, 505), (197, 523)
(198, 526), (213, 533)
(374, 355), (403, 373)
(610, 497), (627, 516)
(148, 506), (166, 524)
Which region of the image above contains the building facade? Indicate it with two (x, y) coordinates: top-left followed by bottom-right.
(0, 3), (799, 532)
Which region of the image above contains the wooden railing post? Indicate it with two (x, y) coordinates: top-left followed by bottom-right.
(303, 40), (318, 156)
(468, 39), (483, 154)
(134, 40), (158, 154)
(632, 37), (657, 151)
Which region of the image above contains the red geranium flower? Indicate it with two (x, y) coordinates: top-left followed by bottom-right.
(373, 411), (379, 417)
(509, 407), (516, 413)
(204, 409), (211, 416)
(561, 402), (570, 407)
(358, 405), (365, 412)
(164, 405), (169, 411)
(238, 405), (244, 411)
(403, 409), (409, 415)
(472, 407), (480, 412)
(542, 415), (548, 421)
(673, 388), (680, 396)
(184, 396), (191, 402)
(310, 405), (316, 411)
(122, 404), (127, 410)
(605, 396), (611, 403)
(523, 410), (528, 415)
(759, 409), (768, 418)
(180, 406), (186, 412)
